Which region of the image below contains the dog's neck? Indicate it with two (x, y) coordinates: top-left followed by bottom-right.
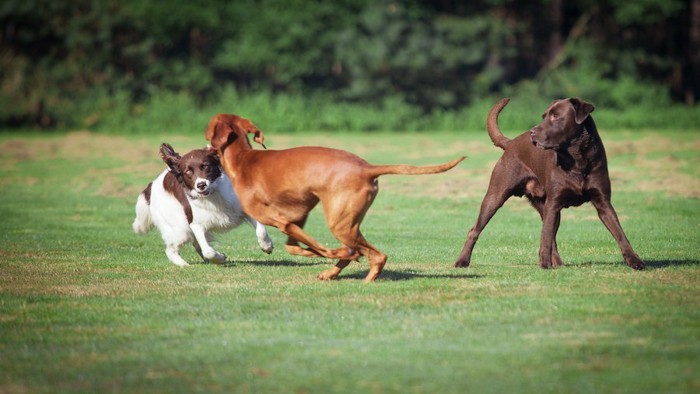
(556, 118), (600, 177)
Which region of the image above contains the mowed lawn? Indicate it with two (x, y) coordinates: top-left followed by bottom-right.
(0, 128), (698, 393)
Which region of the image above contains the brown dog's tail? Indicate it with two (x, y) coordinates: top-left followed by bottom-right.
(487, 98), (511, 150)
(368, 156), (465, 177)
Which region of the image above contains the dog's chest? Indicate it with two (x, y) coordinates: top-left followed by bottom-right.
(554, 175), (591, 208)
(188, 189), (245, 230)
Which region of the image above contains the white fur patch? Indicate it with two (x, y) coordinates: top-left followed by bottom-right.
(132, 169), (273, 266)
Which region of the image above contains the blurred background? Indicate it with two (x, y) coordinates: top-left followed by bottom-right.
(1, 0), (698, 133)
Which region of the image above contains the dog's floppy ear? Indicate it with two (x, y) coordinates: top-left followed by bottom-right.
(159, 143), (182, 175)
(233, 116), (265, 147)
(207, 147), (221, 166)
(569, 98), (595, 124)
(206, 116), (237, 151)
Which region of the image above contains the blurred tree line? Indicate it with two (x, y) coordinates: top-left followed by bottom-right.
(1, 0), (697, 130)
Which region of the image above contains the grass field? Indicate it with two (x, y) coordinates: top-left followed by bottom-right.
(1, 127), (699, 393)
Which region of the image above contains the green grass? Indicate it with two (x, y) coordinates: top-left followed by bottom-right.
(1, 129), (699, 393)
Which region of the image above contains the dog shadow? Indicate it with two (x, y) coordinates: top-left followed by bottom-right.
(225, 259), (329, 268)
(339, 269), (483, 281)
(227, 260), (483, 281)
(641, 259), (700, 269)
(563, 259), (699, 269)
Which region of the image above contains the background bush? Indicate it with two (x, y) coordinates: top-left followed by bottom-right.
(1, 0), (697, 132)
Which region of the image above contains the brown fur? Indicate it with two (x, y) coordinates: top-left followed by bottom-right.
(455, 98), (644, 270)
(206, 114), (465, 282)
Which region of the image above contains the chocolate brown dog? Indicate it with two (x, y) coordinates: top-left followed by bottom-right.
(455, 98), (644, 270)
(206, 114), (465, 282)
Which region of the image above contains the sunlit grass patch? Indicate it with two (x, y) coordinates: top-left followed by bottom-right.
(0, 129), (698, 393)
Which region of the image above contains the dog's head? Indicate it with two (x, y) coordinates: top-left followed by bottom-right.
(160, 143), (222, 198)
(205, 114), (265, 154)
(530, 98), (595, 150)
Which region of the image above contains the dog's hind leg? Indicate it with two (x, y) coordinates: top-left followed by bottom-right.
(277, 221), (360, 260)
(330, 229), (386, 282)
(321, 184), (385, 281)
(455, 162), (516, 268)
(282, 216), (322, 257)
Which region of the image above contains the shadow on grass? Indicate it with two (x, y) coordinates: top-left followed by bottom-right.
(226, 260), (483, 280)
(564, 259), (700, 269)
(643, 259), (700, 268)
(228, 259), (329, 267)
(340, 269), (483, 281)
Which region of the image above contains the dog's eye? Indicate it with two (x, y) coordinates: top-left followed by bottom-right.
(185, 169), (193, 175)
(201, 164), (209, 171)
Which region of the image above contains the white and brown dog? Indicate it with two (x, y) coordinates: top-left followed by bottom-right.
(132, 143), (273, 266)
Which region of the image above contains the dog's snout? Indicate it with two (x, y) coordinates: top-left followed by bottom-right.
(196, 181), (207, 190)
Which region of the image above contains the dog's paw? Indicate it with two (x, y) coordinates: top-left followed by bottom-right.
(454, 259), (470, 268)
(625, 254), (645, 270)
(317, 269), (339, 281)
(209, 252), (227, 265)
(259, 238), (274, 254)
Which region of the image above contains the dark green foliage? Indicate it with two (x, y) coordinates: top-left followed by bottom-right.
(335, 2), (512, 110)
(0, 0), (697, 131)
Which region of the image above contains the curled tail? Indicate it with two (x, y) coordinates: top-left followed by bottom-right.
(487, 98), (511, 150)
(368, 156), (465, 177)
(132, 185), (153, 235)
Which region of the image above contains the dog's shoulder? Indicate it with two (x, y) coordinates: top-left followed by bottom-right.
(149, 169), (194, 223)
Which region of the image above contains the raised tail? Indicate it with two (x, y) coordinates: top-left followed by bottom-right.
(367, 156), (465, 177)
(487, 98), (511, 150)
(132, 186), (153, 235)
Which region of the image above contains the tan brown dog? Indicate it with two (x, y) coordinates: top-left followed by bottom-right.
(455, 98), (644, 270)
(206, 114), (465, 282)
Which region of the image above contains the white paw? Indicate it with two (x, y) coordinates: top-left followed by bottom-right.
(170, 259), (190, 267)
(209, 252), (227, 264)
(259, 237), (274, 254)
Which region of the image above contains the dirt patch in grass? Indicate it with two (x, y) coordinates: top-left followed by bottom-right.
(1, 131), (697, 199)
(604, 137), (700, 198)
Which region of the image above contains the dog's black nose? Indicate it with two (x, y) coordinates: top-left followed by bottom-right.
(197, 181), (207, 190)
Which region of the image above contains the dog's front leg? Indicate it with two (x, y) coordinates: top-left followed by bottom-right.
(590, 197), (645, 270)
(244, 216), (274, 254)
(539, 205), (561, 269)
(165, 244), (190, 267)
(190, 224), (226, 264)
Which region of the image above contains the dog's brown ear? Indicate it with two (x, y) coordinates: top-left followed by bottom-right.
(252, 129), (265, 146)
(233, 116), (265, 147)
(159, 143), (181, 174)
(569, 98), (595, 124)
(206, 117), (236, 151)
